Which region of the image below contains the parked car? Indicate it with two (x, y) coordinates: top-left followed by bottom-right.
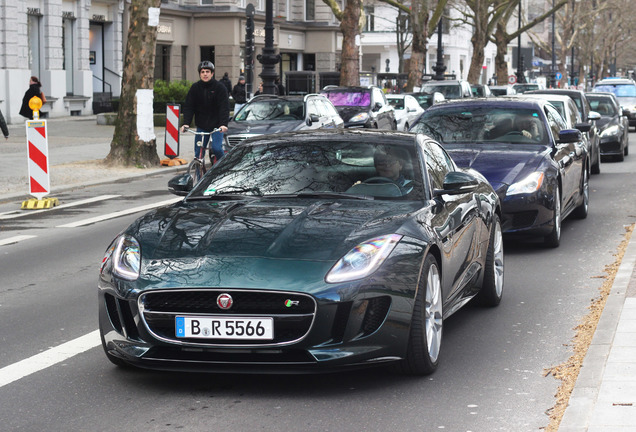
(225, 94), (343, 149)
(420, 79), (473, 99)
(411, 98), (589, 247)
(321, 86), (397, 130)
(471, 83), (493, 98)
(512, 82), (544, 94)
(525, 89), (602, 174)
(407, 91), (445, 110)
(386, 94), (425, 131)
(99, 129), (504, 375)
(586, 92), (629, 161)
(518, 93), (594, 169)
(489, 85), (517, 96)
(592, 77), (636, 131)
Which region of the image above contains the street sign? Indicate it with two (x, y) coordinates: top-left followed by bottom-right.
(26, 120), (50, 200)
(508, 75), (517, 84)
(555, 72), (562, 80)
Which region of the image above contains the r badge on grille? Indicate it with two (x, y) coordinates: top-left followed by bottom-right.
(217, 293), (233, 310)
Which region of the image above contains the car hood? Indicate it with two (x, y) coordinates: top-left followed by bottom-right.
(129, 199), (421, 263)
(227, 120), (304, 135)
(444, 143), (548, 189)
(336, 106), (371, 121)
(596, 116), (618, 130)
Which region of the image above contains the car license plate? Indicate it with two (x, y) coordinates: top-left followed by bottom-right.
(175, 316), (274, 340)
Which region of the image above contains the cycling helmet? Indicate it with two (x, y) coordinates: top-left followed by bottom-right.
(198, 61), (215, 72)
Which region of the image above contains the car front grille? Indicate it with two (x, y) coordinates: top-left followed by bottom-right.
(139, 289), (316, 347)
(226, 134), (257, 148)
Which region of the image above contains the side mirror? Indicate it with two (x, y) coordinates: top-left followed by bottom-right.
(433, 171), (479, 197)
(168, 173), (193, 196)
(623, 109), (630, 117)
(558, 129), (582, 144)
(575, 122), (591, 133)
(373, 102), (382, 111)
(306, 114), (320, 125)
(587, 111), (601, 121)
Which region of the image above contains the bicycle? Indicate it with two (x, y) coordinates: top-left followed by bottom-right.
(183, 127), (222, 185)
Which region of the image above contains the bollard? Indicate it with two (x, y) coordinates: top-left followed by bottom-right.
(21, 118), (58, 210)
(160, 104), (187, 166)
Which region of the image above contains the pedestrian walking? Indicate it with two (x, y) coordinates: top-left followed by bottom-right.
(220, 72), (232, 94)
(19, 76), (47, 120)
(180, 61), (230, 164)
(232, 76), (248, 113)
(275, 77), (285, 96)
(0, 107), (9, 139)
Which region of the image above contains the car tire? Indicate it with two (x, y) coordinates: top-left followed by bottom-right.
(591, 148), (601, 174)
(394, 254), (442, 375)
(572, 168), (589, 219)
(625, 136), (629, 156)
(404, 122), (409, 131)
(478, 214), (504, 307)
(544, 188), (561, 248)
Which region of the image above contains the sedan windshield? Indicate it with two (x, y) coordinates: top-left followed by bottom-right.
(323, 91), (371, 107)
(594, 84), (636, 97)
(421, 84), (461, 99)
(189, 139), (424, 200)
(412, 106), (549, 145)
(234, 100), (305, 121)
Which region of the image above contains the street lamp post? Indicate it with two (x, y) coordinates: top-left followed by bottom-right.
(432, 17), (446, 81)
(516, 0), (526, 84)
(257, 0), (281, 95)
(551, 0), (557, 88)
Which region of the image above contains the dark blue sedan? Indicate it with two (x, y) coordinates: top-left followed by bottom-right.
(411, 98), (589, 247)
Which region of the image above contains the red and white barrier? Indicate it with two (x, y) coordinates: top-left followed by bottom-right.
(161, 104), (186, 166)
(26, 120), (50, 200)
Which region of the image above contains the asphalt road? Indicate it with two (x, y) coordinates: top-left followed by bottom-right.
(1, 138), (635, 431)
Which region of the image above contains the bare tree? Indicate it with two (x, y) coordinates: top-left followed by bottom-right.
(105, 0), (161, 167)
(322, 0), (366, 86)
(376, 0), (448, 91)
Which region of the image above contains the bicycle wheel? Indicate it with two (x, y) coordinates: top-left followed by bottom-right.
(187, 159), (206, 185)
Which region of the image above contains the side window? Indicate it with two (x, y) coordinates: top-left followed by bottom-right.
(422, 140), (454, 190)
(307, 100), (320, 117)
(544, 106), (565, 139)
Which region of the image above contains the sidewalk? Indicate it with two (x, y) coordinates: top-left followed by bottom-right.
(558, 230), (636, 431)
(0, 115), (194, 202)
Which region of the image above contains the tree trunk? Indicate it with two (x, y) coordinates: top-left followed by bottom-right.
(493, 25), (509, 85)
(406, 4), (428, 92)
(339, 0), (362, 86)
(467, 31), (487, 84)
(105, 0), (161, 167)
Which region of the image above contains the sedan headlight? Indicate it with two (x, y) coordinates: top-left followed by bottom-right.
(600, 125), (620, 138)
(349, 112), (370, 123)
(108, 235), (141, 280)
(507, 172), (544, 196)
(326, 234), (402, 283)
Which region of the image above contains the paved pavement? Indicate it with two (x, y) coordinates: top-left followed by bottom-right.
(1, 115), (636, 431)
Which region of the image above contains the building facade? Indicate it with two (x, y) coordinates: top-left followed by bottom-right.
(1, 0), (504, 124)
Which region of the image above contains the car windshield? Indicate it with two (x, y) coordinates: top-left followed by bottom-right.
(388, 98), (405, 109)
(588, 98), (617, 116)
(234, 100), (305, 121)
(412, 106), (549, 145)
(189, 139), (425, 200)
(421, 84), (461, 99)
(594, 84), (636, 97)
(471, 86), (485, 97)
(513, 84), (538, 93)
(323, 91), (371, 107)
(412, 94), (435, 109)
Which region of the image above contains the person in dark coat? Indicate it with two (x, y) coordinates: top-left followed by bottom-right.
(220, 72), (232, 94)
(19, 76), (46, 120)
(180, 61), (230, 163)
(275, 77), (285, 96)
(231, 76), (248, 113)
(0, 107), (9, 139)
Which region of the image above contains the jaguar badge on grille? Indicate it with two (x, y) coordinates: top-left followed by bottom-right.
(217, 293), (233, 310)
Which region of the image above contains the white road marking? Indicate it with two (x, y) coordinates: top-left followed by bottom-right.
(0, 330), (101, 388)
(56, 197), (181, 228)
(0, 235), (37, 246)
(0, 195), (121, 220)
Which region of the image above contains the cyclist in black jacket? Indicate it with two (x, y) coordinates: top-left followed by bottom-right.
(180, 61), (229, 163)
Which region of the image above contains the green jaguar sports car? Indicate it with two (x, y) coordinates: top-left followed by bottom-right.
(98, 129), (504, 375)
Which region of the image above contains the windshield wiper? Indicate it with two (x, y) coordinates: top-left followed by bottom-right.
(186, 194), (258, 201)
(266, 192), (374, 200)
(211, 186), (263, 196)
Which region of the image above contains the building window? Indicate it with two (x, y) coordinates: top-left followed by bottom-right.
(181, 46), (187, 81)
(155, 44), (171, 81)
(27, 14), (42, 78)
(364, 6), (374, 32)
(305, 0), (314, 21)
(303, 53), (315, 71)
(200, 46), (215, 65)
(201, 0), (213, 5)
(63, 18), (75, 95)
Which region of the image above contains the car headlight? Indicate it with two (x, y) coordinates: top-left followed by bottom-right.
(507, 172), (544, 196)
(107, 234), (141, 280)
(349, 112), (370, 123)
(600, 125), (620, 138)
(326, 234), (402, 283)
